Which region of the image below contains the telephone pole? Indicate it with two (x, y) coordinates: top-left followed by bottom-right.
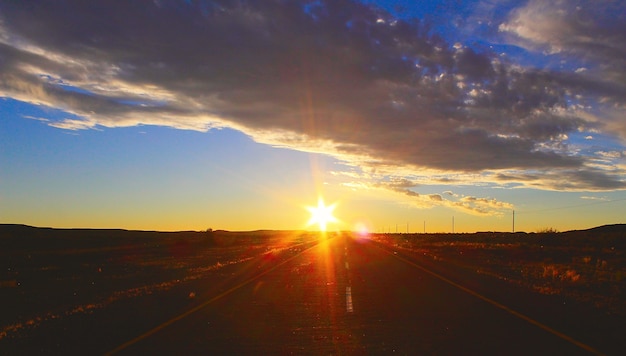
(512, 210), (515, 233)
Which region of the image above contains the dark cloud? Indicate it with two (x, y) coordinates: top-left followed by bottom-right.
(376, 178), (419, 197)
(552, 169), (626, 191)
(429, 194), (443, 201)
(500, 0), (626, 134)
(0, 0), (624, 190)
(454, 47), (494, 80)
(495, 167), (625, 191)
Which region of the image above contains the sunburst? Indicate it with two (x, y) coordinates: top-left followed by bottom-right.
(306, 198), (338, 232)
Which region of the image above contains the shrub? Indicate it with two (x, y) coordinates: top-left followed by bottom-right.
(537, 227), (559, 234)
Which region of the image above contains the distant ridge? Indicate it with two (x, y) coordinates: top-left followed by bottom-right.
(0, 224), (205, 242)
(0, 223), (130, 232)
(577, 224), (626, 234)
(0, 224), (306, 237)
(2, 223), (625, 236)
(0, 224), (194, 234)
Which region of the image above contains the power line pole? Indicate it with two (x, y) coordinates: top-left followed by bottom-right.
(512, 210), (515, 233)
(452, 216), (455, 233)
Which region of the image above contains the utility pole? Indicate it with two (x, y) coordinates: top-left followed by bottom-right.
(512, 210), (515, 233)
(452, 216), (455, 233)
(407, 222), (409, 234)
(423, 221), (426, 234)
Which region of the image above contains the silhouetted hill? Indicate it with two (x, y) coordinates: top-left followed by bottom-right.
(0, 224), (315, 251)
(0, 224), (204, 238)
(0, 224), (210, 251)
(581, 224), (626, 234)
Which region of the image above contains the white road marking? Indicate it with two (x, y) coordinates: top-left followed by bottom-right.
(345, 242), (353, 312)
(345, 286), (353, 313)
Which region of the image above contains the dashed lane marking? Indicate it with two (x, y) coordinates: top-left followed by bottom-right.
(346, 286), (354, 313)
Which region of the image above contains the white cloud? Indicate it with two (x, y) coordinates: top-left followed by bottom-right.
(48, 118), (97, 131)
(580, 196), (608, 201)
(22, 115), (49, 122)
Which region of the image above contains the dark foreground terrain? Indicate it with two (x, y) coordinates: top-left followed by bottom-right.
(1, 224), (624, 354)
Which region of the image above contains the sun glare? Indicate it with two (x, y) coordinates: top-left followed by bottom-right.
(306, 198), (338, 232)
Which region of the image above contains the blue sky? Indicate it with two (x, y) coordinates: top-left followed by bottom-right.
(1, 0), (625, 232)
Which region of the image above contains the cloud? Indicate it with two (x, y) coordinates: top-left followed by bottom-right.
(423, 191), (514, 216)
(499, 0), (626, 61)
(453, 195), (514, 216)
(429, 194), (443, 201)
(499, 0), (626, 134)
(595, 151), (622, 159)
(375, 178), (419, 197)
(0, 0), (624, 191)
(494, 167), (625, 191)
(580, 196), (608, 201)
(22, 115), (49, 122)
(350, 174), (513, 216)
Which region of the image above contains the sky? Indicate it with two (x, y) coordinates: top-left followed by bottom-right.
(1, 0), (625, 233)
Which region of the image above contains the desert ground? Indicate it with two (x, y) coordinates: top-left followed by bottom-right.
(1, 224), (624, 354)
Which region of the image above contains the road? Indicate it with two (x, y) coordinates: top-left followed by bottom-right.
(102, 233), (610, 355)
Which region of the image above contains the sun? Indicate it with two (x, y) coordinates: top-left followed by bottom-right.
(306, 198), (338, 232)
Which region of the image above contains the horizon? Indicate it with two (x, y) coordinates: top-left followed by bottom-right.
(1, 1), (625, 233)
(3, 222), (626, 235)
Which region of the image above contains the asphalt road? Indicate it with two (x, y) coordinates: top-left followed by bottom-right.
(105, 234), (610, 355)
